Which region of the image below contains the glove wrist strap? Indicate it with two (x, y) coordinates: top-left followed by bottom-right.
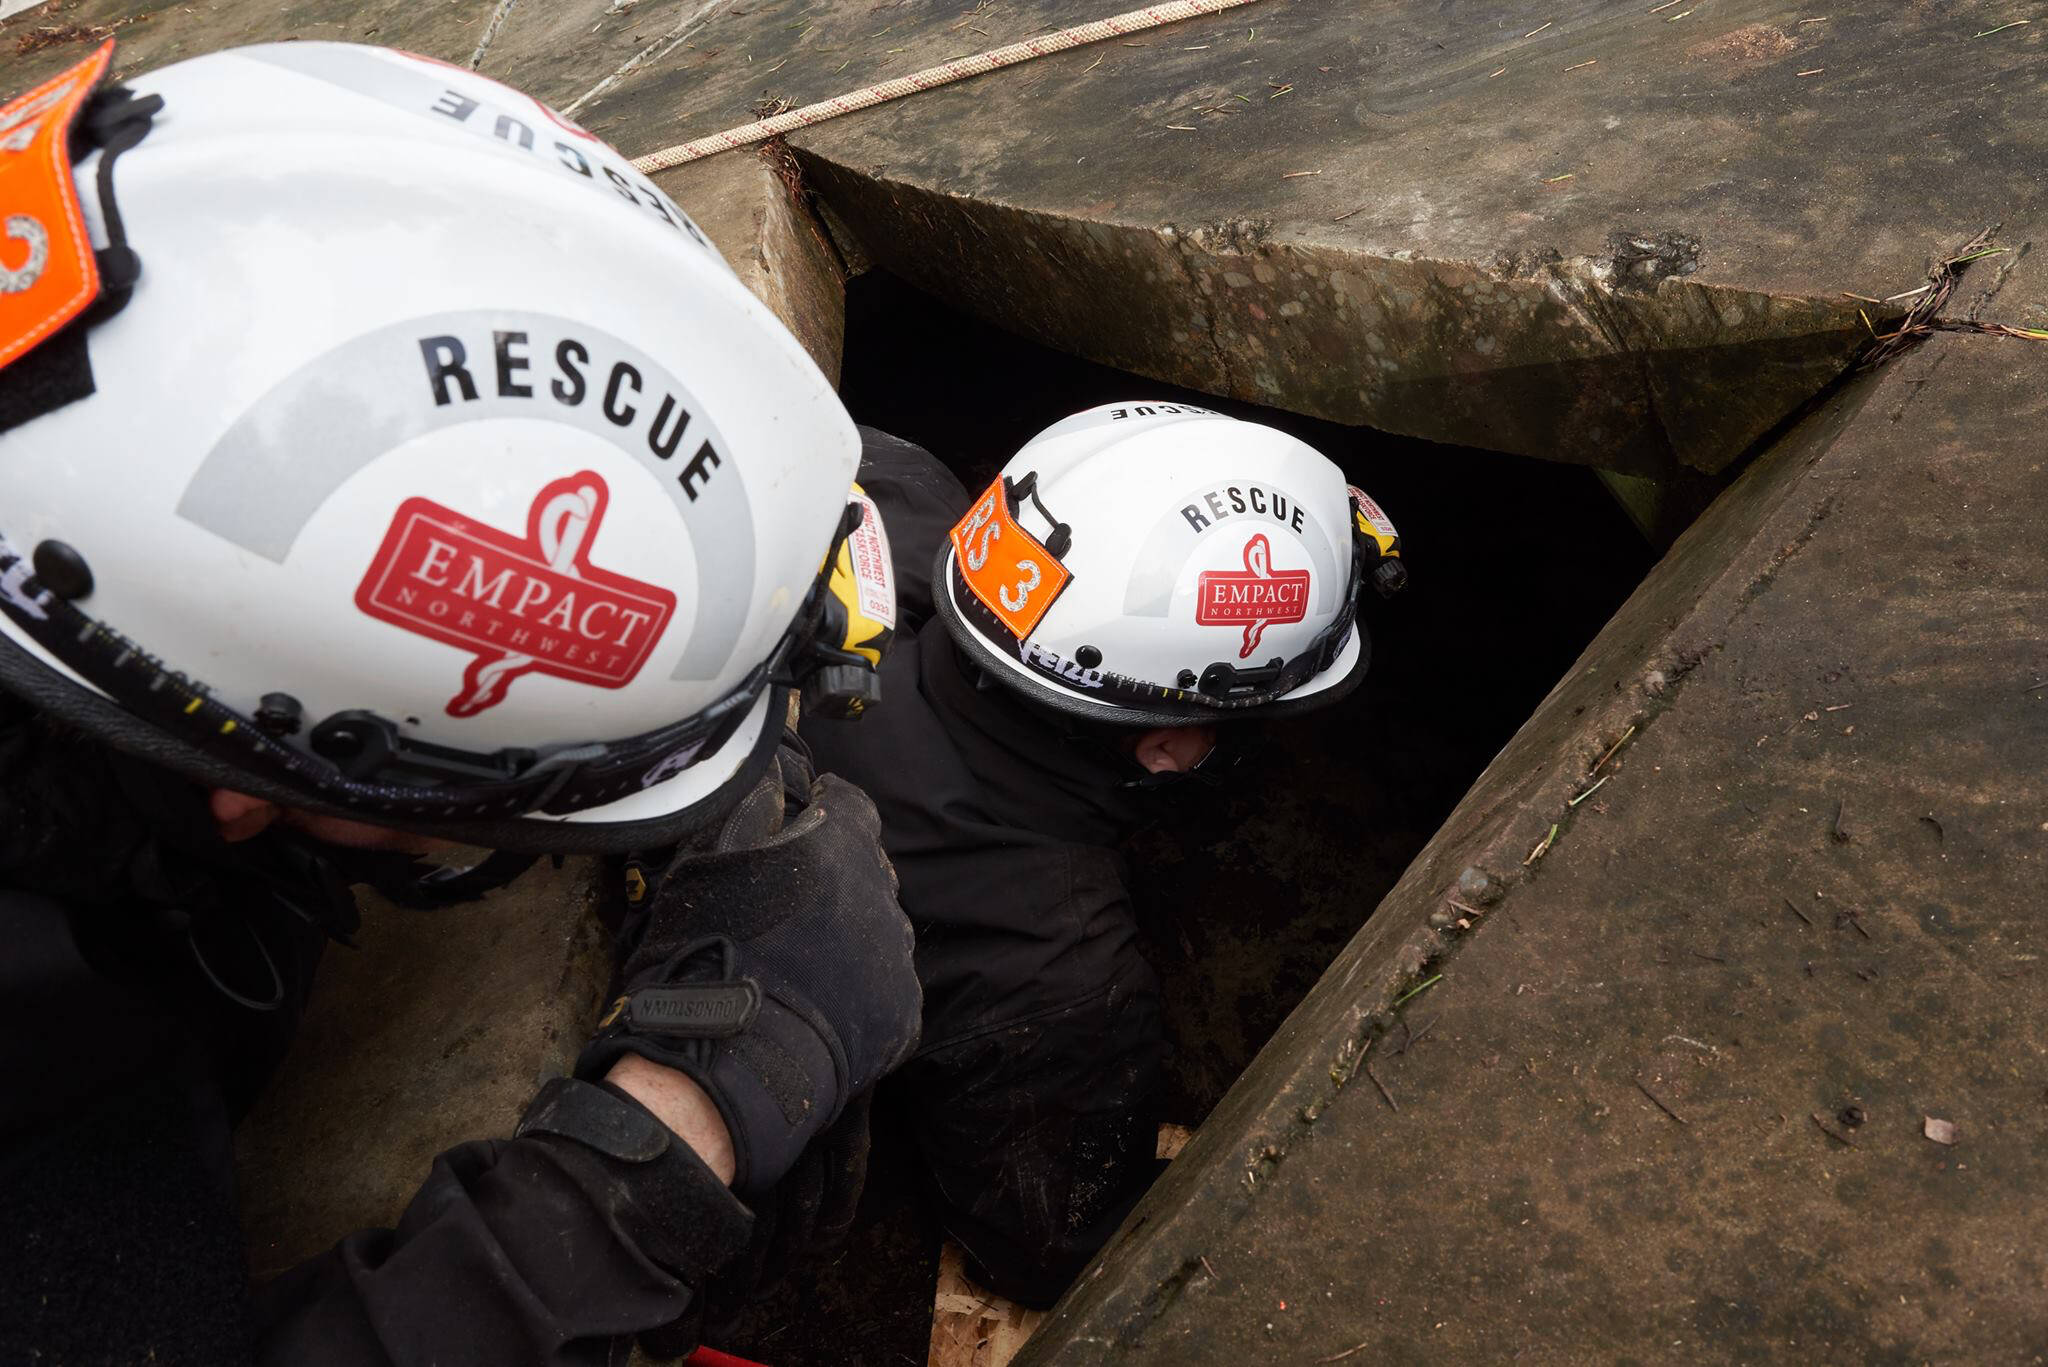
(517, 1075), (754, 1281)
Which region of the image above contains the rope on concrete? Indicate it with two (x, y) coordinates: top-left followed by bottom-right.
(467, 0), (520, 71)
(629, 0), (1265, 173)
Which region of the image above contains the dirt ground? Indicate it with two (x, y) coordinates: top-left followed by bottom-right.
(707, 273), (1657, 1365)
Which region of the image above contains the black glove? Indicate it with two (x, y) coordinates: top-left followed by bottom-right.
(578, 742), (921, 1194)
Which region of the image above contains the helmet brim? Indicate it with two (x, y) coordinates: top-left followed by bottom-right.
(0, 626), (788, 854)
(933, 543), (1370, 729)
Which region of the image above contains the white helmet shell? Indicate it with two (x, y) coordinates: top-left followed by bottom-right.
(934, 402), (1388, 726)
(0, 44), (860, 850)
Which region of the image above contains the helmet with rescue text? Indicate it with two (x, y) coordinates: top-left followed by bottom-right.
(0, 42), (893, 854)
(934, 402), (1406, 727)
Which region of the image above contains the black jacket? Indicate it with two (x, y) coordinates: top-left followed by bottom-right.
(800, 430), (1167, 1305)
(805, 430), (1158, 1051)
(0, 699), (749, 1366)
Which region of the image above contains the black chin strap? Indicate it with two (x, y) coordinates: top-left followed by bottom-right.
(323, 847), (545, 909)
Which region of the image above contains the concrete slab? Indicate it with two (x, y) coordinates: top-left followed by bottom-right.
(472, 0), (731, 121)
(1013, 328), (2048, 1363)
(236, 858), (609, 1275)
(678, 147), (847, 383)
(0, 0), (847, 377)
(561, 0), (2048, 478)
(2, 0), (501, 93)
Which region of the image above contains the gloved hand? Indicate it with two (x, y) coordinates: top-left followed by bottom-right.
(578, 741), (921, 1194)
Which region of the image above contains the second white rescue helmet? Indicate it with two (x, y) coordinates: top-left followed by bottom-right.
(0, 42), (888, 852)
(934, 402), (1404, 726)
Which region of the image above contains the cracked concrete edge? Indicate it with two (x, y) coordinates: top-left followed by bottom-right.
(793, 150), (1881, 479)
(651, 148), (847, 384)
(1012, 324), (1920, 1365)
(1957, 236), (2043, 332)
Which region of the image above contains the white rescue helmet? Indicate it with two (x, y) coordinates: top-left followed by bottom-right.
(934, 402), (1404, 726)
(0, 42), (887, 852)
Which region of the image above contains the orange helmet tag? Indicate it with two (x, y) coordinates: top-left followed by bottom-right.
(0, 40), (116, 371)
(949, 476), (1072, 640)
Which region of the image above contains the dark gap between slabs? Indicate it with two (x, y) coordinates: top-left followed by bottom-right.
(712, 269), (1662, 1367)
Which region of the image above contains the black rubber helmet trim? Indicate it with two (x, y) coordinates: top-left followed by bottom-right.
(931, 542), (1371, 729)
(0, 629), (788, 855)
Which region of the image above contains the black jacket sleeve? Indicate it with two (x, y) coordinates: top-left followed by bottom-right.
(3, 878), (754, 1367)
(252, 1121), (752, 1367)
(0, 706), (761, 1367)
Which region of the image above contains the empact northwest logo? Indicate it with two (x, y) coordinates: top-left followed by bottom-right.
(1196, 532), (1311, 659)
(355, 471), (675, 716)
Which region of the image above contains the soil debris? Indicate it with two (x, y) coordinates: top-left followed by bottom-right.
(1457, 868), (1504, 904)
(1688, 23), (1797, 64)
(1860, 228), (2048, 366)
(1590, 724), (1636, 775)
(1635, 1076), (1689, 1125)
(1389, 1015), (1438, 1056)
(1364, 1058), (1398, 1112)
(1393, 973), (1442, 1006)
(1924, 1115), (1958, 1145)
(15, 19), (116, 54)
(1811, 1112), (1858, 1147)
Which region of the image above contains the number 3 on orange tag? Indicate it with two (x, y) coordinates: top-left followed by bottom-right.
(949, 478), (1071, 640)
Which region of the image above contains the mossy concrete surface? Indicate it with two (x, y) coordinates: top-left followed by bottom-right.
(562, 0), (2046, 478)
(17, 0), (2042, 477)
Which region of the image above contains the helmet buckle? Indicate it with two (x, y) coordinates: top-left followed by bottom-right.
(1197, 657), (1287, 698)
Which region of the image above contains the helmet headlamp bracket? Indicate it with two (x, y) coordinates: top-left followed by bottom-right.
(1004, 471), (1073, 560)
(1197, 656), (1287, 699)
(784, 492), (895, 720)
(310, 708), (541, 784)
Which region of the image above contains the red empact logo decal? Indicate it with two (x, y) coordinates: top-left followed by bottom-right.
(1196, 533), (1311, 659)
(355, 471), (676, 716)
